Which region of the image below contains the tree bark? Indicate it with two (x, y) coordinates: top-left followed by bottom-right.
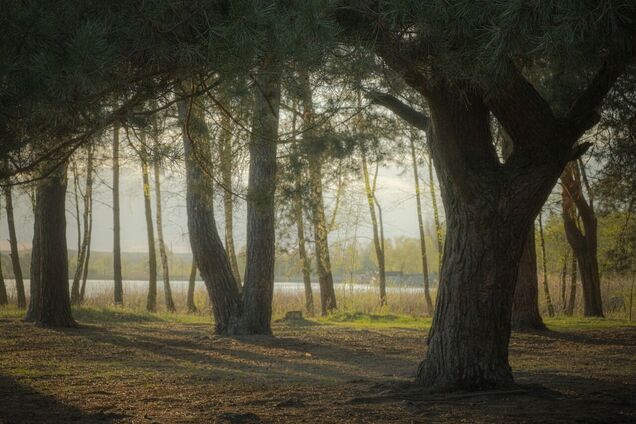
(561, 162), (604, 317)
(71, 147), (93, 305)
(293, 186), (314, 316)
(409, 133), (434, 315)
(179, 95), (242, 335)
(140, 147), (157, 313)
(79, 184), (93, 303)
(154, 145), (176, 312)
(511, 230), (546, 330)
(219, 109), (243, 289)
(187, 259), (198, 313)
(113, 123), (124, 305)
(538, 212), (556, 317)
(560, 250), (569, 309)
(361, 153), (387, 306)
(427, 154), (444, 276)
(240, 60), (281, 334)
(300, 71), (336, 315)
(3, 184), (26, 308)
(0, 235), (8, 305)
(25, 165), (76, 327)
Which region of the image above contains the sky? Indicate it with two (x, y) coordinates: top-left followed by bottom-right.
(0, 161), (443, 255)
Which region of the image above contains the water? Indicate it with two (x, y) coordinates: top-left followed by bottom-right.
(2, 279), (425, 298)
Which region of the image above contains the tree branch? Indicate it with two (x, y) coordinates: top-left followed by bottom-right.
(366, 91), (430, 131)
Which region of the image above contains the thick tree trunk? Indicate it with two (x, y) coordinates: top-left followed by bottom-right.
(240, 61), (281, 334)
(361, 154), (387, 306)
(566, 256), (578, 316)
(561, 162), (603, 317)
(179, 96), (242, 334)
(511, 230), (546, 330)
(219, 110), (243, 289)
(71, 148), (93, 304)
(113, 124), (124, 305)
(300, 71), (336, 315)
(187, 260), (198, 313)
(24, 190), (41, 322)
(409, 133), (434, 315)
(3, 185), (26, 308)
(25, 165), (76, 327)
(140, 152), (157, 313)
(538, 213), (556, 317)
(154, 152), (176, 312)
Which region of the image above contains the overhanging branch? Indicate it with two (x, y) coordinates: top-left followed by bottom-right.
(366, 91), (430, 131)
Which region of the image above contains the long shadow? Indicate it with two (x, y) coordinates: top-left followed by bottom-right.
(0, 373), (127, 423)
(539, 327), (636, 347)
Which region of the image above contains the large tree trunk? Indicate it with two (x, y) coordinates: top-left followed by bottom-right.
(361, 154), (387, 306)
(511, 230), (546, 330)
(300, 71), (336, 315)
(71, 148), (94, 305)
(219, 109), (243, 289)
(409, 133), (434, 315)
(3, 184), (26, 308)
(179, 95), (242, 335)
(187, 260), (198, 313)
(561, 162), (603, 317)
(240, 60), (281, 334)
(140, 149), (157, 313)
(154, 148), (176, 313)
(113, 124), (124, 305)
(25, 165), (76, 327)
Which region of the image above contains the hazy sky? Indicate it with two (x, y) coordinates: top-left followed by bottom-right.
(0, 161), (442, 254)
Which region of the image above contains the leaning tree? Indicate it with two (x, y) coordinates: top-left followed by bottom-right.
(337, 1), (635, 390)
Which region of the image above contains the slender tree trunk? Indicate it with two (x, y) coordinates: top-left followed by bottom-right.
(24, 189), (41, 322)
(293, 180), (314, 316)
(409, 133), (434, 315)
(72, 163), (82, 255)
(79, 188), (93, 302)
(427, 153), (444, 276)
(140, 149), (157, 313)
(0, 237), (8, 306)
(566, 256), (578, 316)
(511, 229), (546, 330)
(25, 165), (76, 327)
(187, 260), (198, 313)
(538, 212), (556, 317)
(240, 59), (281, 334)
(219, 110), (243, 289)
(3, 185), (26, 308)
(71, 148), (93, 305)
(154, 148), (176, 312)
(113, 123), (124, 305)
(300, 71), (336, 315)
(560, 250), (569, 309)
(561, 162), (603, 317)
(179, 94), (241, 335)
(361, 154), (387, 306)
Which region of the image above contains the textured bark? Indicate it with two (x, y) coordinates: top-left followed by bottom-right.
(24, 190), (41, 322)
(361, 154), (387, 306)
(3, 185), (26, 308)
(538, 213), (556, 317)
(241, 61), (281, 334)
(512, 230), (546, 330)
(561, 162), (604, 317)
(25, 166), (76, 327)
(293, 188), (314, 316)
(187, 260), (198, 313)
(154, 148), (176, 312)
(140, 150), (157, 313)
(113, 124), (124, 305)
(409, 133), (434, 315)
(427, 154), (444, 276)
(219, 110), (242, 288)
(71, 148), (93, 305)
(300, 72), (336, 315)
(179, 96), (241, 334)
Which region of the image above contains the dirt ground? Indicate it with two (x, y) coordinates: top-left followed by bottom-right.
(0, 315), (635, 423)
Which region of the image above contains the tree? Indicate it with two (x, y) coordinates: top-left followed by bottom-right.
(187, 260), (198, 314)
(561, 161), (604, 316)
(538, 212), (556, 317)
(3, 183), (26, 308)
(340, 2), (634, 389)
(24, 165), (75, 327)
(409, 130), (434, 315)
(112, 124), (124, 305)
(71, 147), (94, 305)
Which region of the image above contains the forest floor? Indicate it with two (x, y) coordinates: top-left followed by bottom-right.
(0, 307), (635, 423)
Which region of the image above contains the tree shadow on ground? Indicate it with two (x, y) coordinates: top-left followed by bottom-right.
(0, 373), (128, 423)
